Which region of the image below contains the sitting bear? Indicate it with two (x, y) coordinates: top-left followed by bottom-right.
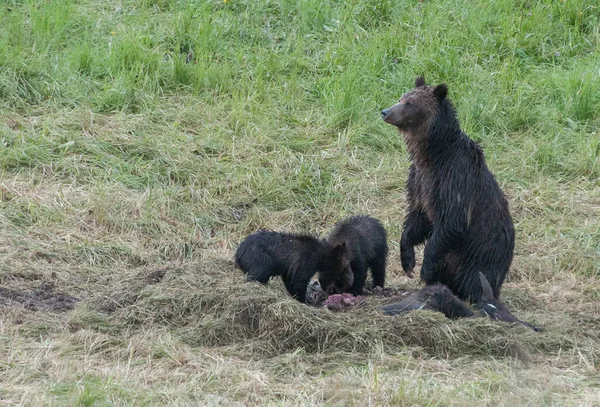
(382, 77), (515, 302)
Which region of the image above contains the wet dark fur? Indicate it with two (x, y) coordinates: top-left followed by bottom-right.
(323, 215), (388, 295)
(234, 231), (350, 303)
(382, 284), (474, 319)
(382, 273), (540, 331)
(382, 77), (515, 302)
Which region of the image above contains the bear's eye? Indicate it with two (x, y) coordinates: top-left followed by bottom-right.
(405, 101), (411, 106)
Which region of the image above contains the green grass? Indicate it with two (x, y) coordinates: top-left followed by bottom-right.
(1, 0), (599, 405)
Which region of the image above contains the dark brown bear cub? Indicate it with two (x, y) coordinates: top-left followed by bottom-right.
(322, 215), (388, 296)
(235, 231), (352, 303)
(381, 77), (515, 303)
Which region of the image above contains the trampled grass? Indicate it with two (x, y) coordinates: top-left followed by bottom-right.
(0, 0), (599, 405)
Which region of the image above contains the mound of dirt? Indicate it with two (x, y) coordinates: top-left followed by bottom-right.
(0, 282), (79, 312)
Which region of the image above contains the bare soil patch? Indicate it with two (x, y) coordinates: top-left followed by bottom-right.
(0, 282), (79, 312)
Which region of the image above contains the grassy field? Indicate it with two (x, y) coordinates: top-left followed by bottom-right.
(1, 0), (599, 405)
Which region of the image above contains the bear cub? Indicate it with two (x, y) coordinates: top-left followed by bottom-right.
(382, 77), (515, 303)
(235, 231), (353, 303)
(322, 215), (388, 296)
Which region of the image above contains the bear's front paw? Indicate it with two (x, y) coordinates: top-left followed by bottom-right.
(400, 247), (416, 278)
(419, 261), (437, 282)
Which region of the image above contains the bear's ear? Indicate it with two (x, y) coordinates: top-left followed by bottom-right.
(433, 84), (448, 101)
(333, 242), (346, 257)
(415, 76), (426, 87)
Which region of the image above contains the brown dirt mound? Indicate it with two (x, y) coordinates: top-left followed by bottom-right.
(0, 282), (79, 312)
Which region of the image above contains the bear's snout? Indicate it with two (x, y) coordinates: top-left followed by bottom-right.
(381, 108), (391, 120)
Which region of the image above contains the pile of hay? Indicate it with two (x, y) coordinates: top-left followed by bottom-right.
(97, 258), (588, 362)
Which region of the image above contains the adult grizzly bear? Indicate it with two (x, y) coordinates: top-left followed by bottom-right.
(381, 77), (515, 302)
